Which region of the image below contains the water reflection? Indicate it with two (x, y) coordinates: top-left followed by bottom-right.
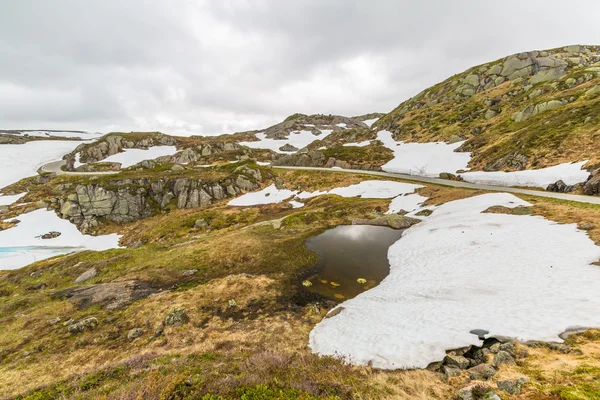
(303, 225), (404, 301)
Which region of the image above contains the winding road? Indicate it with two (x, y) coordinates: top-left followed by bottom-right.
(38, 160), (600, 205)
(273, 166), (600, 205)
(39, 160), (118, 176)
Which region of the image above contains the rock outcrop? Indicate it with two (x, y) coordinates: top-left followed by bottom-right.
(159, 141), (243, 164)
(53, 280), (156, 310)
(583, 168), (600, 195)
(374, 45), (600, 173)
(262, 113), (368, 140)
(57, 165), (264, 230)
(64, 132), (178, 170)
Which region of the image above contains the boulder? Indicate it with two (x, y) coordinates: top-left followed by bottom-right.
(493, 350), (515, 367)
(41, 231), (61, 239)
(497, 377), (529, 395)
(53, 280), (156, 310)
(279, 143), (299, 152)
(442, 365), (462, 378)
(127, 328), (145, 340)
(468, 364), (497, 380)
(444, 354), (470, 370)
(194, 219), (208, 228)
(67, 317), (99, 334)
(586, 85), (600, 97)
(484, 109), (497, 120)
(164, 307), (189, 326)
(547, 180), (574, 193)
(182, 269), (198, 277)
(75, 268), (98, 284)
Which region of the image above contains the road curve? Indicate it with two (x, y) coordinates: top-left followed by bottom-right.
(38, 160), (600, 205)
(39, 160), (118, 176)
(273, 166), (600, 205)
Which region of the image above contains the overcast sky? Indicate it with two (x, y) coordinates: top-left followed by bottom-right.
(1, 1), (599, 136)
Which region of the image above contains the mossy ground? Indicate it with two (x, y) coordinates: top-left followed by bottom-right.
(1, 170), (600, 399)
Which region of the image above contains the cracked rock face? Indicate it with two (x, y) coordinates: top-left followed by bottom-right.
(57, 167), (264, 231)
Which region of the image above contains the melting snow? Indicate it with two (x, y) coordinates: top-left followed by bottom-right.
(229, 180), (424, 210)
(239, 131), (333, 154)
(363, 118), (379, 127)
(1, 131), (104, 139)
(228, 184), (298, 206)
(460, 161), (590, 189)
(336, 123), (347, 128)
(343, 141), (371, 147)
(378, 131), (471, 177)
(0, 209), (122, 270)
(309, 193), (600, 369)
(386, 193), (429, 214)
(0, 193), (26, 206)
(99, 146), (179, 168)
(0, 140), (85, 190)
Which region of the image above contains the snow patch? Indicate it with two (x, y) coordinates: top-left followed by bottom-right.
(0, 193), (26, 206)
(0, 209), (121, 270)
(239, 131), (333, 154)
(228, 184), (298, 206)
(378, 131), (471, 177)
(363, 118), (379, 127)
(343, 141), (371, 147)
(309, 193), (600, 369)
(100, 146), (178, 168)
(460, 161), (590, 189)
(386, 193), (429, 214)
(0, 140), (85, 190)
(229, 180), (424, 209)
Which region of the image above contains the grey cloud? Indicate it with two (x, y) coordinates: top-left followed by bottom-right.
(0, 0), (599, 135)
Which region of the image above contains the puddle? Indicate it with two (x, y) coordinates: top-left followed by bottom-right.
(303, 225), (404, 301)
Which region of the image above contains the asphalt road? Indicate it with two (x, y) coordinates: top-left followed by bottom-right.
(39, 160), (118, 176)
(273, 166), (600, 205)
(38, 160), (600, 205)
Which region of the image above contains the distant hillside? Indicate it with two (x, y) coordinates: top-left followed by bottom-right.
(374, 45), (600, 172)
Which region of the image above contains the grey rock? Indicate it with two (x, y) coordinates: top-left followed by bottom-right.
(512, 99), (564, 122)
(182, 269), (198, 277)
(75, 268), (98, 284)
(171, 164), (185, 171)
(41, 231), (61, 239)
(468, 363), (497, 380)
(442, 365), (462, 378)
(67, 317), (99, 334)
(127, 328), (145, 340)
(444, 354), (470, 370)
(279, 143), (299, 152)
(497, 377), (529, 395)
(586, 85), (600, 97)
(547, 180), (574, 193)
(484, 109), (497, 120)
(194, 219), (208, 229)
(493, 350), (515, 367)
(164, 307), (189, 326)
(53, 280), (156, 310)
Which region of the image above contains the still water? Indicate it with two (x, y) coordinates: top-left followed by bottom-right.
(303, 225), (404, 301)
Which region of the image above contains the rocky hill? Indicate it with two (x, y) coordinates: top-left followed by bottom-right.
(374, 45), (600, 172)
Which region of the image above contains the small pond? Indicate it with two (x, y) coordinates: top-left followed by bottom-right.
(302, 225), (404, 301)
